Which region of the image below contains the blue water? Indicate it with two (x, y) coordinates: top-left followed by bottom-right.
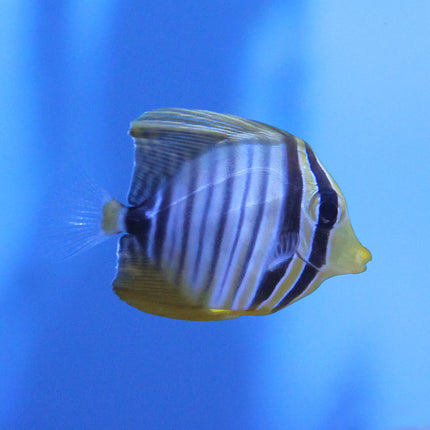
(2, 1), (429, 429)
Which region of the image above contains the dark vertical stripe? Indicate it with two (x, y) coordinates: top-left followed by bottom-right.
(305, 144), (338, 268)
(272, 143), (339, 312)
(231, 146), (271, 300)
(125, 204), (151, 249)
(152, 184), (173, 267)
(283, 137), (303, 236)
(218, 145), (254, 290)
(203, 145), (236, 291)
(250, 265), (290, 308)
(192, 149), (217, 280)
(272, 265), (318, 312)
(176, 164), (198, 282)
(250, 136), (303, 308)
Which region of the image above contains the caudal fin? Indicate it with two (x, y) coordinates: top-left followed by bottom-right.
(38, 170), (126, 261)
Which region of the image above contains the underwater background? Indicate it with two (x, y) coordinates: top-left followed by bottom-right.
(1, 1), (429, 429)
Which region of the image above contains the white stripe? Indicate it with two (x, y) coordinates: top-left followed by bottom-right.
(189, 147), (227, 293)
(231, 144), (285, 310)
(146, 190), (163, 261)
(207, 144), (252, 308)
(181, 150), (207, 292)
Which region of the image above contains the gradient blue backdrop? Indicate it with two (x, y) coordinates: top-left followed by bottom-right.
(1, 1), (429, 429)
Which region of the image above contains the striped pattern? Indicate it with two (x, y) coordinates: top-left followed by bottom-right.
(128, 137), (340, 314)
(269, 141), (340, 312)
(144, 142), (284, 309)
(117, 109), (349, 318)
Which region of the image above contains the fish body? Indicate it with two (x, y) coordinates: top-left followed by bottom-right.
(93, 109), (371, 321)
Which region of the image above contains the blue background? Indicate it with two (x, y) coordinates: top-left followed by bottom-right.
(1, 1), (429, 429)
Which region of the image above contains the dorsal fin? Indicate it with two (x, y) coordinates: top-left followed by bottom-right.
(127, 108), (287, 205)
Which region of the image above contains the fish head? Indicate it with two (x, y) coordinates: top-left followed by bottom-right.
(298, 184), (371, 278)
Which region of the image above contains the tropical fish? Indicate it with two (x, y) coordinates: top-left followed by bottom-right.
(70, 108), (371, 321)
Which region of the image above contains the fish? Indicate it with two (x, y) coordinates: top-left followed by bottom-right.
(67, 108), (371, 321)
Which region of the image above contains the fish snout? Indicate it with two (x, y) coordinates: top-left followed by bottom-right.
(327, 218), (372, 276)
(349, 244), (372, 274)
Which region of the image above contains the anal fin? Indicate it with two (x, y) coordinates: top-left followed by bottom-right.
(113, 235), (240, 320)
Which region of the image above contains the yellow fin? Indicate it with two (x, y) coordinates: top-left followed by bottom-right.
(113, 235), (249, 321)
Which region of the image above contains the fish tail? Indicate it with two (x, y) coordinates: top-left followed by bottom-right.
(38, 170), (126, 261)
(102, 198), (127, 235)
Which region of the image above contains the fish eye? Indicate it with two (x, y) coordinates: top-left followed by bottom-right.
(319, 200), (338, 226)
(307, 191), (340, 227)
(318, 192), (338, 227)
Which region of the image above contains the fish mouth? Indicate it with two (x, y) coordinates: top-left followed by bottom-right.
(295, 251), (320, 271)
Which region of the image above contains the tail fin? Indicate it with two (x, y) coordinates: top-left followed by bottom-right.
(38, 170), (126, 261)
